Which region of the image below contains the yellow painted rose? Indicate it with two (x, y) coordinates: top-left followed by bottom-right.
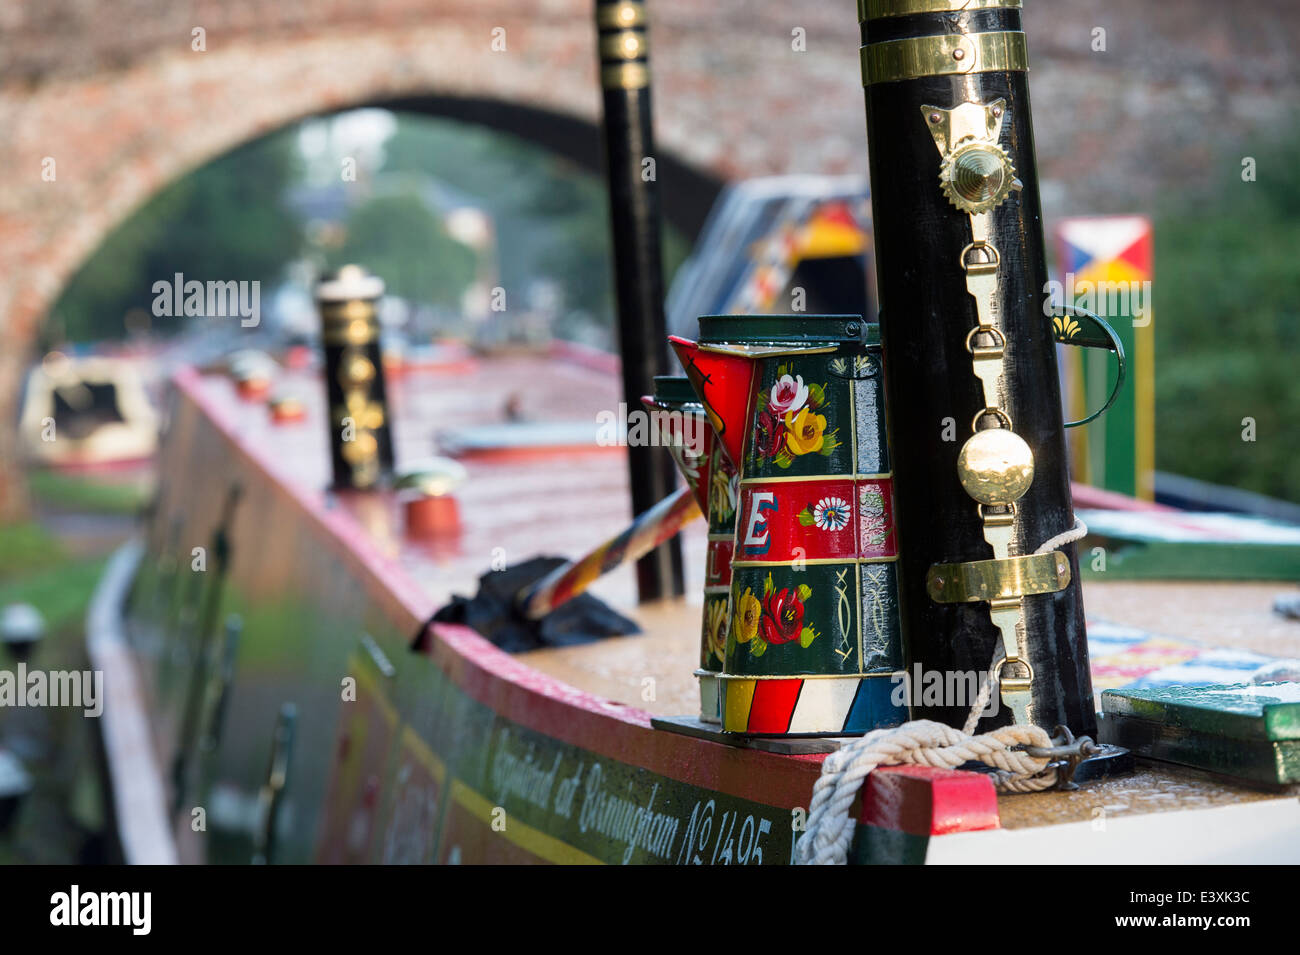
(734, 588), (762, 644)
(783, 407), (826, 456)
(705, 599), (728, 664)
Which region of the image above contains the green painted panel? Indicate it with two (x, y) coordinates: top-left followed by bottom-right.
(1099, 713), (1300, 785)
(392, 652), (800, 865)
(1102, 683), (1300, 741)
(1081, 319), (1137, 497)
(848, 823), (928, 865)
(1079, 539), (1300, 581)
(1078, 509), (1300, 581)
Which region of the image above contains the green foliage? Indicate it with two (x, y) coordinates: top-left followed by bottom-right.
(50, 130), (304, 343)
(27, 471), (151, 516)
(0, 557), (106, 633)
(1154, 132), (1300, 503)
(47, 109), (692, 345)
(329, 193), (477, 308)
(0, 521), (67, 579)
(380, 113), (690, 319)
(0, 519), (109, 862)
(531, 173), (616, 315)
(0, 520), (105, 631)
(380, 115), (618, 313)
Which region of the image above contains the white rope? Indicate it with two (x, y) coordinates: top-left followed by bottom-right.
(797, 518), (1089, 865)
(794, 720), (1056, 865)
(1034, 516), (1088, 556)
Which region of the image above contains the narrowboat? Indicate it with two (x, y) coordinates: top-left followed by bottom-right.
(85, 0), (1300, 866)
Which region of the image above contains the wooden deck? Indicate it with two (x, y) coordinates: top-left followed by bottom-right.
(520, 581), (1299, 718)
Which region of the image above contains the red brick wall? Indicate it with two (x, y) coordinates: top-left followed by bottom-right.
(0, 0), (1296, 503)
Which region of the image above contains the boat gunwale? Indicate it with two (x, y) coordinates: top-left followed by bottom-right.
(171, 365), (832, 812)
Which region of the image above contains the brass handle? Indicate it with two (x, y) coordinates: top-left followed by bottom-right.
(1052, 305), (1127, 429)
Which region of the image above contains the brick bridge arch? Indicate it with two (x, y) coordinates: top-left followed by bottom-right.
(1, 0), (1297, 517)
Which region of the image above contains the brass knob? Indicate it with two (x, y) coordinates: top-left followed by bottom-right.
(957, 427), (1035, 506)
(939, 138), (1017, 215)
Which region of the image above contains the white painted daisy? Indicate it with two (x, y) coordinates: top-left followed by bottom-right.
(813, 496), (850, 531)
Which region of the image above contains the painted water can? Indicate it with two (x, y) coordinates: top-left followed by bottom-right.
(671, 316), (908, 736)
(641, 377), (738, 724)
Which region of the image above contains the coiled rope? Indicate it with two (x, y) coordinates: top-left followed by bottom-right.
(796, 518), (1089, 866)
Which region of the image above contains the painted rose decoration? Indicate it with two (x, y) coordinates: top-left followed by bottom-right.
(709, 465), (738, 525)
(733, 573), (820, 657)
(704, 598), (728, 665)
(750, 364), (840, 469)
(768, 374), (809, 415)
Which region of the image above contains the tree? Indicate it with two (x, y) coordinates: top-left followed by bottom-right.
(377, 113), (688, 322)
(0, 129), (305, 524)
(1154, 130), (1300, 503)
(329, 193), (477, 309)
(51, 129), (304, 341)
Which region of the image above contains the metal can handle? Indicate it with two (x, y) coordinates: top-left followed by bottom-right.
(1052, 305), (1127, 429)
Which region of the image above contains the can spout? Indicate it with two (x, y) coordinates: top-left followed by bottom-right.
(668, 336), (757, 469)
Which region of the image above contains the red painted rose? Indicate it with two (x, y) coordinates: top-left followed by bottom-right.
(760, 588), (805, 644)
(754, 409), (784, 458)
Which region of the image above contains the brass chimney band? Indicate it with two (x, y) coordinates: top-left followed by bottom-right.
(859, 0), (1022, 20)
(601, 63), (650, 90)
(597, 1), (649, 89)
(861, 30), (1027, 86)
(596, 1), (646, 30)
(319, 300), (380, 347)
(599, 31), (647, 61)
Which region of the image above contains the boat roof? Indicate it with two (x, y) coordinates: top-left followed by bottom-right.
(666, 175), (873, 339)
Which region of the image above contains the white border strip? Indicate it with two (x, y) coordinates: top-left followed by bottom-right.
(86, 539), (178, 864)
(925, 797), (1300, 865)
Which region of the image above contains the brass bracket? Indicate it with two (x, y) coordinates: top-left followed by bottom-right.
(925, 551), (1071, 604)
(921, 98), (1022, 217)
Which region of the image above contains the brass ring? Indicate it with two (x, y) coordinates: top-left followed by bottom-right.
(965, 324), (1006, 355)
(998, 658), (1034, 689)
(971, 406), (1013, 432)
(960, 241), (1001, 272)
